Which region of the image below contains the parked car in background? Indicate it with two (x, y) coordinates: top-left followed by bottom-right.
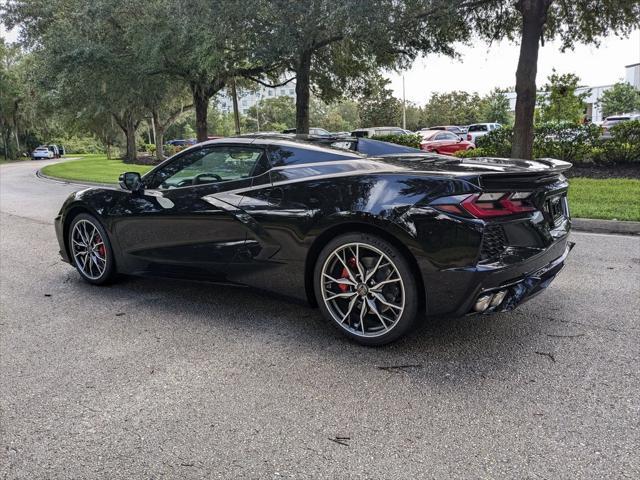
(466, 123), (502, 143)
(49, 145), (60, 158)
(600, 113), (640, 140)
(32, 146), (55, 160)
(418, 130), (475, 154)
(423, 125), (466, 138)
(351, 127), (414, 138)
(282, 127), (332, 136)
(166, 139), (191, 147)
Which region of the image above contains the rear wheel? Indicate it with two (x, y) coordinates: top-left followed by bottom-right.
(68, 213), (116, 285)
(314, 233), (419, 346)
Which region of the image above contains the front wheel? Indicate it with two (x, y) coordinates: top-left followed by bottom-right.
(314, 233), (419, 346)
(68, 213), (117, 285)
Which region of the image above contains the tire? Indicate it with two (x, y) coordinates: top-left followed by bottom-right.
(313, 232), (419, 346)
(68, 213), (117, 285)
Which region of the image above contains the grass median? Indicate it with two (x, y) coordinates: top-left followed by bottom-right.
(40, 154), (153, 184)
(567, 177), (640, 222)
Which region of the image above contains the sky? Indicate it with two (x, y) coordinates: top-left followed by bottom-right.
(386, 29), (640, 105)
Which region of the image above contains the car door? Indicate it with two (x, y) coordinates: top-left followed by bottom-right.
(111, 144), (269, 279)
(438, 132), (461, 154)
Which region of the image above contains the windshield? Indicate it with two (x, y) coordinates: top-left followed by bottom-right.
(468, 125), (488, 132)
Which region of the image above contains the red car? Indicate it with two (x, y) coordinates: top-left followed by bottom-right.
(418, 130), (475, 154)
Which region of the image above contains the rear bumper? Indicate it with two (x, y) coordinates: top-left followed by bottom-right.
(424, 236), (574, 317)
(469, 240), (574, 315)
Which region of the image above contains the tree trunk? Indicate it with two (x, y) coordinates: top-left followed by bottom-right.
(511, 0), (550, 159)
(295, 52), (312, 134)
(230, 77), (241, 135)
(124, 113), (137, 163)
(152, 110), (165, 162)
(192, 83), (210, 142)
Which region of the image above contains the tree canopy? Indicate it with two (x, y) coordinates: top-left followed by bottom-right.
(537, 71), (589, 123)
(599, 82), (640, 117)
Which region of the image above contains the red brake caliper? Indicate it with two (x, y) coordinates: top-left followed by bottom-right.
(96, 235), (106, 258)
(338, 257), (357, 293)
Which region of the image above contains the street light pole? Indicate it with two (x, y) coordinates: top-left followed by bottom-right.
(402, 75), (407, 130)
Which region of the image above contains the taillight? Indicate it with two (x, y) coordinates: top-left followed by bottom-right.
(433, 192), (535, 219)
(467, 134), (472, 141)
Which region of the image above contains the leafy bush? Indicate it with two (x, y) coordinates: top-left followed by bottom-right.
(475, 128), (513, 157)
(163, 144), (182, 157)
(51, 135), (105, 154)
(141, 143), (156, 155)
(453, 147), (490, 158)
(533, 122), (600, 163)
(600, 119), (640, 164)
(373, 134), (422, 149)
(476, 122), (603, 163)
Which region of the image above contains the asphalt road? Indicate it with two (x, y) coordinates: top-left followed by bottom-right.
(1, 159), (639, 479)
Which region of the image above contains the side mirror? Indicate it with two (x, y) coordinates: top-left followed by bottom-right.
(458, 137), (463, 142)
(119, 172), (143, 192)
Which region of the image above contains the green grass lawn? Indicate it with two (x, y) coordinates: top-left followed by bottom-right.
(41, 154), (153, 184)
(568, 177), (640, 221)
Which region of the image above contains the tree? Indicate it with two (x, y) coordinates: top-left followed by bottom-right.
(479, 88), (512, 125)
(246, 96), (296, 132)
(421, 91), (481, 127)
(0, 39), (22, 160)
(132, 0), (280, 142)
(404, 103), (423, 131)
(358, 77), (402, 127)
(537, 71), (588, 123)
(256, 0), (470, 134)
(599, 82), (640, 117)
(466, 0), (640, 158)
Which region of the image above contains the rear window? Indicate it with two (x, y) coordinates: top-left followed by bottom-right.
(351, 130), (369, 138)
(468, 125), (488, 132)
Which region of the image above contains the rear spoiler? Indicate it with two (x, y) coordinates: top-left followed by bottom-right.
(460, 156), (572, 173)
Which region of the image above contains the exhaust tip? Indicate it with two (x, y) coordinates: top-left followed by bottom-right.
(490, 290), (507, 307)
(474, 294), (493, 312)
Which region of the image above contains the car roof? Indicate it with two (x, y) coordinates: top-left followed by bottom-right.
(190, 134), (364, 157)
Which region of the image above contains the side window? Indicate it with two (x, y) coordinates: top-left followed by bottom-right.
(434, 133), (446, 140)
(267, 145), (361, 167)
(149, 146), (265, 189)
(444, 132), (458, 140)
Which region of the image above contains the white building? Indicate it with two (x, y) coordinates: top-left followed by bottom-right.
(216, 81), (297, 116)
(505, 63), (640, 123)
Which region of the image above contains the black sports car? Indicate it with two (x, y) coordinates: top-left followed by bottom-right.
(55, 135), (573, 345)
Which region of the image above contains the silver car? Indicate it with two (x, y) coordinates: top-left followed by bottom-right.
(600, 114), (640, 140)
(466, 123), (502, 143)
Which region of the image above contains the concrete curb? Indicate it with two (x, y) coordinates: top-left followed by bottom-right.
(572, 218), (640, 236)
(34, 169), (640, 236)
(36, 169), (115, 188)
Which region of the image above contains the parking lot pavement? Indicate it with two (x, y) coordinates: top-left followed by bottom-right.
(1, 161), (639, 479)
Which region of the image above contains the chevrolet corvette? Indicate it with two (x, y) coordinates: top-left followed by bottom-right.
(55, 135), (573, 345)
